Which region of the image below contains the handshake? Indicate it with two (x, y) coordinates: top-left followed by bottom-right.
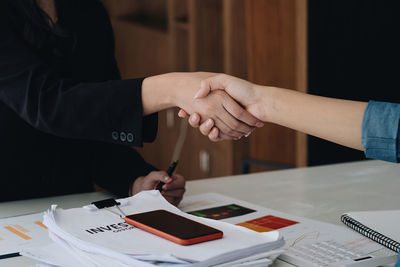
(178, 73), (266, 141)
(142, 72), (268, 142)
(144, 71), (365, 150)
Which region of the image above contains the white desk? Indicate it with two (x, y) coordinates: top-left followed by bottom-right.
(1, 160), (399, 266)
(185, 160), (400, 225)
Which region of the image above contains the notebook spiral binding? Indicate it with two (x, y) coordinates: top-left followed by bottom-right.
(341, 214), (400, 253)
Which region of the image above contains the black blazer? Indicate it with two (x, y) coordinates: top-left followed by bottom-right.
(0, 1), (158, 201)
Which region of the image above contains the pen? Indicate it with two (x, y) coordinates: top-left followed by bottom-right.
(156, 119), (187, 193)
(156, 160), (178, 192)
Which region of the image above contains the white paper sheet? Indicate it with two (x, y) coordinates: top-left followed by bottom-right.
(180, 193), (389, 255)
(42, 191), (283, 266)
(0, 212), (50, 257)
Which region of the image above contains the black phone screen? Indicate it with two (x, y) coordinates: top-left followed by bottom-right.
(126, 210), (222, 240)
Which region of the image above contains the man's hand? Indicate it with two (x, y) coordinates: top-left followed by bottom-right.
(196, 74), (258, 105)
(131, 171), (186, 206)
(178, 89), (260, 140)
(178, 74), (265, 141)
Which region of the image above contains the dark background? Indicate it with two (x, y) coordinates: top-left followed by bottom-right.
(307, 0), (400, 165)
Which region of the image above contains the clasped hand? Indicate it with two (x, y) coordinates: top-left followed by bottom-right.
(143, 72), (263, 141)
(177, 73), (265, 141)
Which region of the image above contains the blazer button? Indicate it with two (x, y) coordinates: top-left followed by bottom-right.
(112, 131), (119, 141)
(127, 133), (134, 142)
(120, 132), (127, 142)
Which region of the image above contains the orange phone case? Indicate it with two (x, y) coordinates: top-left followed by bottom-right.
(125, 212), (223, 246)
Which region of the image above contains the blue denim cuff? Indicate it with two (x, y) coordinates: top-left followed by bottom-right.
(395, 253), (400, 267)
(361, 100), (400, 163)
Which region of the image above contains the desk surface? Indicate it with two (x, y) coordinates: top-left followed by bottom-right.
(186, 160), (400, 225)
(1, 160), (399, 266)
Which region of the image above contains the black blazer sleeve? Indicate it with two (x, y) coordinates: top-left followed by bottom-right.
(0, 10), (157, 147)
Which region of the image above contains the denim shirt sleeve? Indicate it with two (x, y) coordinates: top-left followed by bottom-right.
(361, 100), (400, 162)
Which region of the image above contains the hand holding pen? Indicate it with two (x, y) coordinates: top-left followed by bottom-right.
(132, 120), (188, 206)
(157, 170), (185, 206)
(156, 119), (188, 192)
(156, 160), (179, 191)
(152, 118), (188, 206)
(131, 170), (185, 206)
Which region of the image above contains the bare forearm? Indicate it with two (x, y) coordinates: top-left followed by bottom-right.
(141, 72), (213, 116)
(141, 73), (178, 116)
(259, 86), (367, 150)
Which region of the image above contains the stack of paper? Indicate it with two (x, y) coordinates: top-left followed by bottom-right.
(21, 191), (284, 266)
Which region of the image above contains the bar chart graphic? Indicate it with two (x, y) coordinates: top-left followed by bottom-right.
(4, 226), (32, 240)
(0, 213), (50, 257)
(237, 215), (299, 232)
(189, 204), (256, 220)
(34, 221), (48, 229)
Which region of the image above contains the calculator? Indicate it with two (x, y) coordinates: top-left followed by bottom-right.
(279, 240), (397, 267)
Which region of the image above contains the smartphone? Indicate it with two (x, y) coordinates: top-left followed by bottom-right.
(125, 209), (223, 245)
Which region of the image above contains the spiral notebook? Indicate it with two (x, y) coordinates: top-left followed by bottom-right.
(341, 210), (400, 252)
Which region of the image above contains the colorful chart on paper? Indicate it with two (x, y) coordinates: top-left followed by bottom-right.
(188, 204), (256, 220)
(0, 213), (50, 257)
(236, 215), (299, 232)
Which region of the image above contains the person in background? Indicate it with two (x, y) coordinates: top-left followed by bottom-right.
(0, 0), (261, 204)
(180, 73), (400, 163)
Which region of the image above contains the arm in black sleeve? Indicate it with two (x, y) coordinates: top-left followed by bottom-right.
(90, 143), (158, 197)
(101, 3), (159, 144)
(0, 14), (157, 147)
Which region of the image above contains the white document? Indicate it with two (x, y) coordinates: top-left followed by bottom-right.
(0, 212), (50, 257)
(22, 242), (279, 267)
(344, 210), (400, 242)
(23, 190), (283, 267)
(180, 193), (390, 256)
(213, 249), (284, 267)
(21, 242), (88, 267)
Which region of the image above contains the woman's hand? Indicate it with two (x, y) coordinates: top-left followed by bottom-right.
(178, 74), (266, 141)
(131, 171), (186, 206)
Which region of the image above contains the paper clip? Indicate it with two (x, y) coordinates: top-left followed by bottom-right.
(91, 198), (127, 219)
